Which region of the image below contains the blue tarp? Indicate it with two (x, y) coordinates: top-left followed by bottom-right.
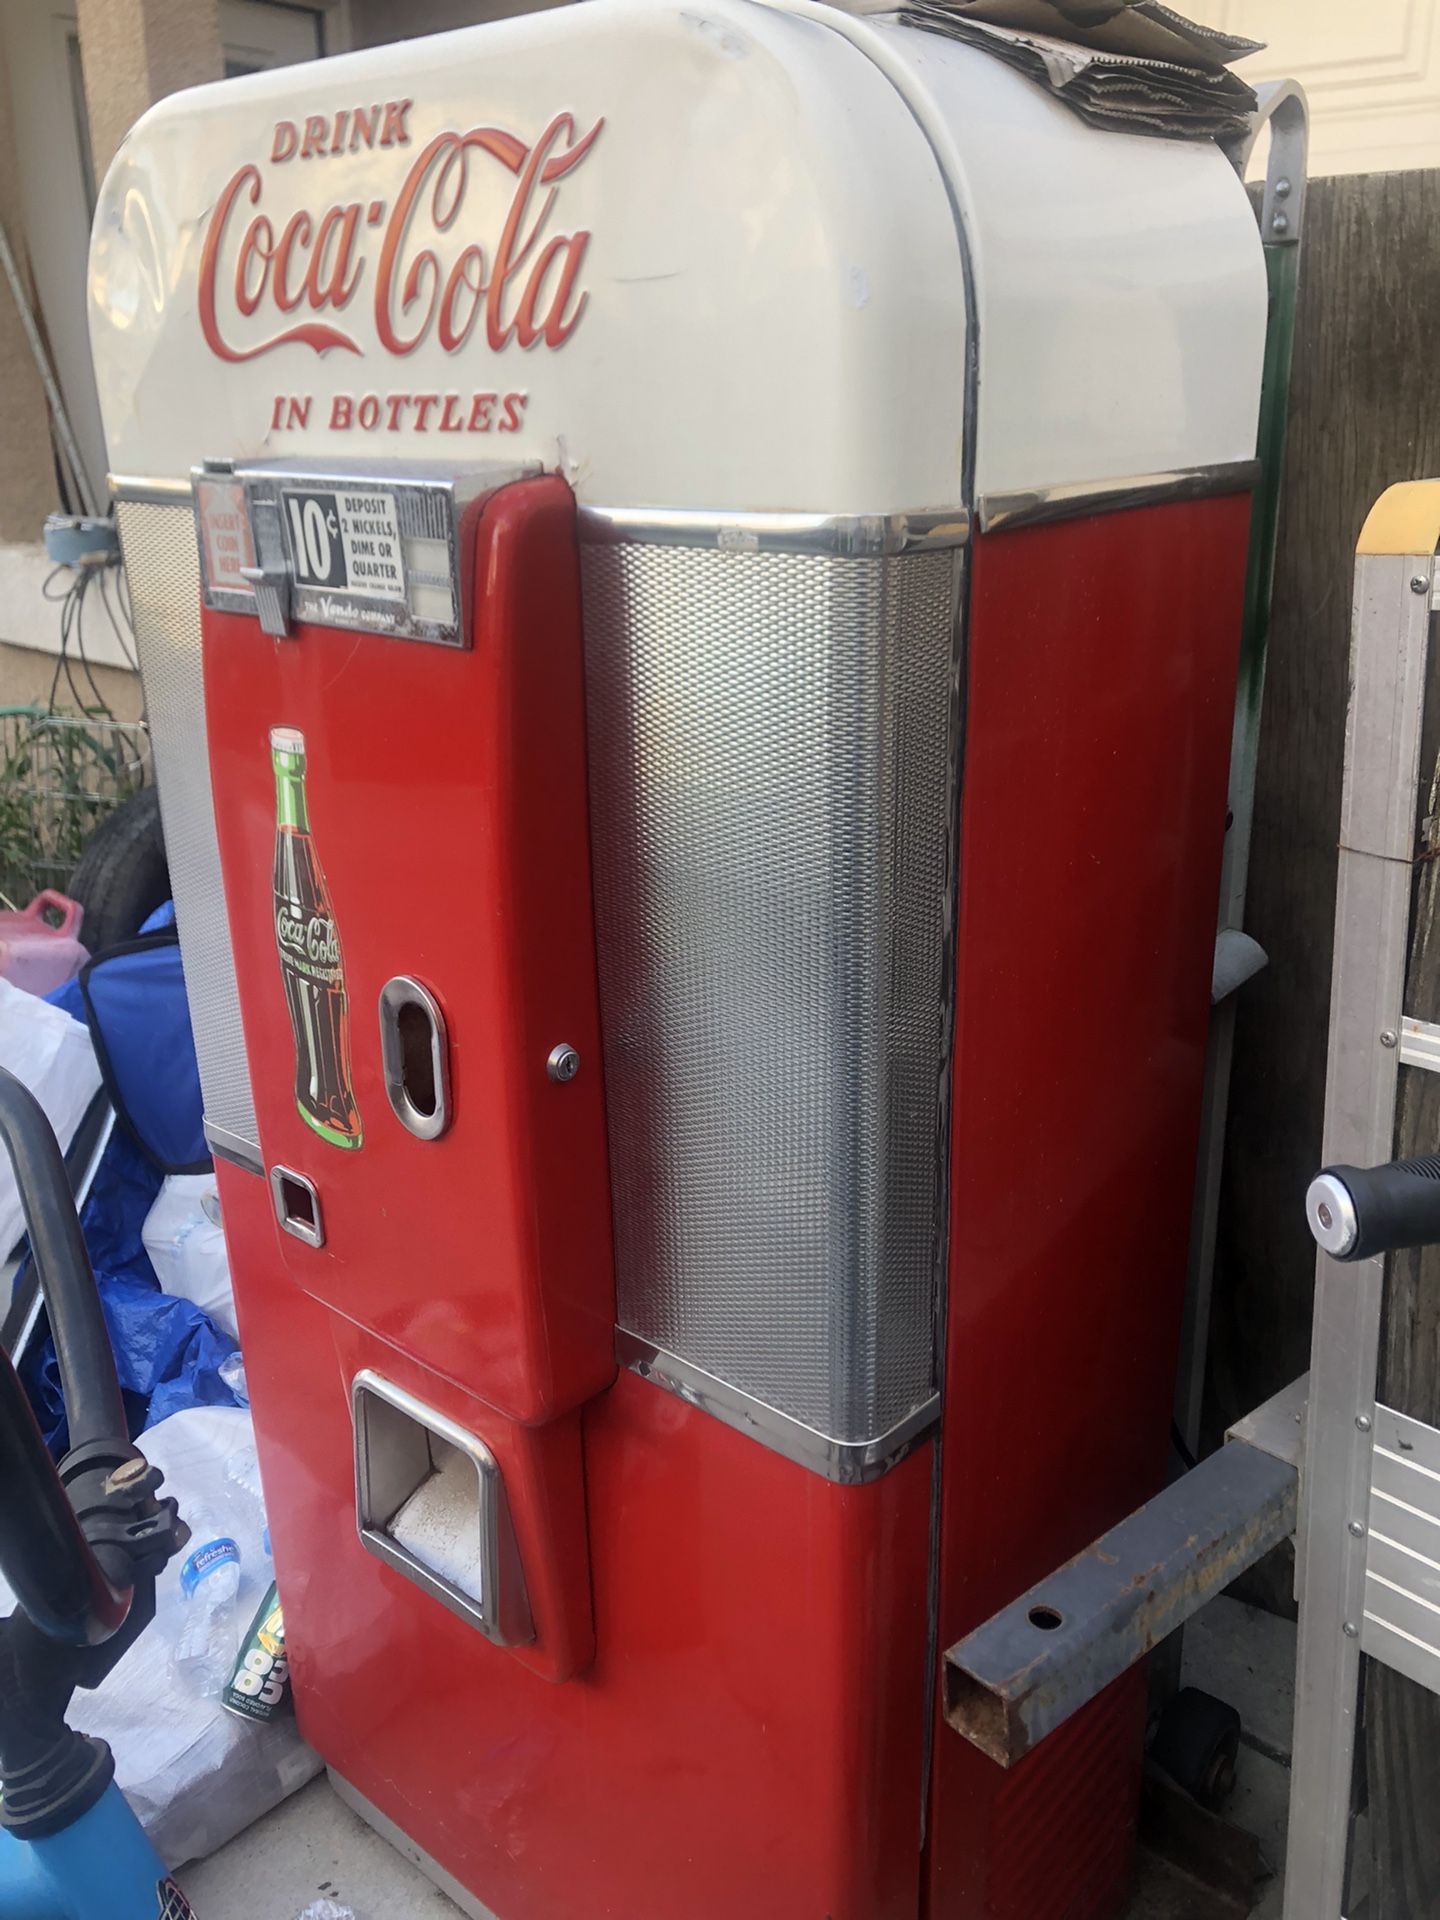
(19, 903), (244, 1449)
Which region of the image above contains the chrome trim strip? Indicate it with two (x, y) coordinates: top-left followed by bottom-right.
(108, 473), (193, 504)
(812, 17), (980, 1844)
(328, 1771), (501, 1920)
(205, 1122), (264, 1175)
(977, 460), (1261, 534)
(921, 543), (969, 1831)
(578, 506), (969, 555)
(617, 1331), (940, 1484)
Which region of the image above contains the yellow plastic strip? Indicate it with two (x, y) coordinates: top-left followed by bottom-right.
(1357, 480), (1440, 557)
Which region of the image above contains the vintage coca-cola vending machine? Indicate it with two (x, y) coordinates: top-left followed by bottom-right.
(88, 2), (1265, 1913)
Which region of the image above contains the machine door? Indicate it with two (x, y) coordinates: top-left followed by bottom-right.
(198, 462), (615, 1429)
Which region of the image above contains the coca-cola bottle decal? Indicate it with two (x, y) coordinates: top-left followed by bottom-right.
(270, 726), (362, 1149)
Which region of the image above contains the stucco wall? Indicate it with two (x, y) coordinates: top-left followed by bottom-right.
(0, 57), (61, 547)
(346, 0), (571, 45)
(77, 0), (223, 180)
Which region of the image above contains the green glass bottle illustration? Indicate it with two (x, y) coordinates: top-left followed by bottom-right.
(270, 727), (362, 1149)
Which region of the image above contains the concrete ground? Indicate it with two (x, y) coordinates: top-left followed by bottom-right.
(1124, 1597), (1295, 1920)
(179, 1597), (1296, 1920)
(179, 1774), (471, 1919)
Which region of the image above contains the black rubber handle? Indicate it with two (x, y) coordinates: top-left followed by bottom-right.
(0, 1345), (122, 1647)
(0, 1066), (125, 1451)
(1308, 1155), (1440, 1262)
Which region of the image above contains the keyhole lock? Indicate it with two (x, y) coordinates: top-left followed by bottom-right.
(547, 1044), (581, 1084)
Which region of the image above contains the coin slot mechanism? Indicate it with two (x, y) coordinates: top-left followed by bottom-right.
(271, 1165), (323, 1248)
(379, 976), (451, 1140)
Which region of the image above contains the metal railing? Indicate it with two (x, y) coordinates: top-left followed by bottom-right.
(0, 706), (149, 910)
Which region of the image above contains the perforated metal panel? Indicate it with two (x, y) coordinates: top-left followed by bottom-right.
(116, 498), (259, 1163)
(583, 538), (959, 1447)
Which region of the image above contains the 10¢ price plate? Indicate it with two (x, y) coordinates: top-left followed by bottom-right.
(281, 487), (406, 603)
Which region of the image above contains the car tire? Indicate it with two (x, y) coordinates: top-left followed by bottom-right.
(67, 785), (170, 954)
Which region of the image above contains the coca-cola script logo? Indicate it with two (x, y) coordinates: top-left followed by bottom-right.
(276, 909), (341, 971)
(198, 102), (603, 366)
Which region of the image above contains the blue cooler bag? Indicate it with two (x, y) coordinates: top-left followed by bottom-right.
(74, 922), (209, 1176)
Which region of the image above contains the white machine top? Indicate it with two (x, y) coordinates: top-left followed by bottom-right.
(88, 0), (1265, 515)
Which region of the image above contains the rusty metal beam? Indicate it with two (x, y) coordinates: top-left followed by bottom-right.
(942, 1387), (1304, 1767)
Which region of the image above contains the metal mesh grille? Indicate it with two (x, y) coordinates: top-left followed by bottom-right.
(117, 500), (258, 1157)
(583, 541), (958, 1442)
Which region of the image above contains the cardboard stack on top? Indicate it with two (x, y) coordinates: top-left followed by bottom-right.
(846, 0), (1262, 141)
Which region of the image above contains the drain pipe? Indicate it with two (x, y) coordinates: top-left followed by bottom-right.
(0, 220), (98, 518)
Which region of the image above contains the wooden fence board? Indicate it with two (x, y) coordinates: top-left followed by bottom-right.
(1211, 169), (1440, 1435)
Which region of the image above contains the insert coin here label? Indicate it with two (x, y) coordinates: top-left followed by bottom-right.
(282, 486), (405, 602)
(195, 476), (256, 594)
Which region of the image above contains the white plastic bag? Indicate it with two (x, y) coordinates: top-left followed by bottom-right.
(0, 976), (100, 1256)
(0, 1405), (321, 1868)
(142, 1174), (237, 1341)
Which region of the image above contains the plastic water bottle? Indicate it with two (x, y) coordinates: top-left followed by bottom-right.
(219, 1350), (249, 1407)
(173, 1505), (242, 1695)
(225, 1428), (264, 1512)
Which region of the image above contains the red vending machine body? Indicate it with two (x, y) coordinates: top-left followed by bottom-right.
(199, 471), (1249, 1920)
(926, 496), (1252, 1915)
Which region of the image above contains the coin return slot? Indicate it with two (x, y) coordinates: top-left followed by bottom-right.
(379, 976), (451, 1140)
(270, 1165), (323, 1248)
(352, 1370), (532, 1646)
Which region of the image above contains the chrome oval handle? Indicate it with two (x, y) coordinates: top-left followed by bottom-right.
(378, 976), (451, 1141)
